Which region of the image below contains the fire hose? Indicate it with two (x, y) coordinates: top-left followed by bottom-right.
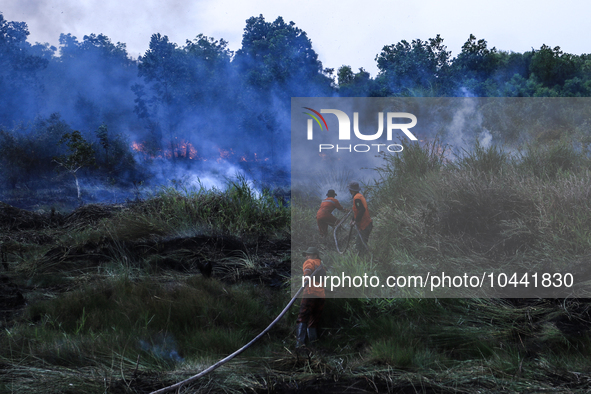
(333, 211), (371, 256)
(149, 265), (324, 394)
(151, 215), (370, 392)
(333, 211), (353, 254)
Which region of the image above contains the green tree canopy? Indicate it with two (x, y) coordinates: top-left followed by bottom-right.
(375, 35), (452, 96)
(234, 15), (332, 97)
(0, 13), (48, 121)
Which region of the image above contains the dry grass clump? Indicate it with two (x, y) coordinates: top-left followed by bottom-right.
(114, 176), (290, 240)
(369, 139), (591, 270)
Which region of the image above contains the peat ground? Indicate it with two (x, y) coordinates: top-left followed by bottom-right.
(2, 200), (591, 393)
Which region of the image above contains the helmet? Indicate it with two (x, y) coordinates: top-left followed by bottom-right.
(348, 181), (361, 192)
(301, 246), (321, 257)
(326, 189), (337, 197)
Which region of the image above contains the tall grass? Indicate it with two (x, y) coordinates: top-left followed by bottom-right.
(457, 139), (508, 175)
(5, 277), (591, 392)
(372, 137), (448, 208)
(359, 139), (591, 282)
(517, 140), (589, 179)
(1, 276), (291, 372)
(120, 176), (290, 239)
(5, 143), (591, 392)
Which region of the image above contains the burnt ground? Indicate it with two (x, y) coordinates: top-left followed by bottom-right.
(0, 201), (291, 330)
(3, 202), (591, 393)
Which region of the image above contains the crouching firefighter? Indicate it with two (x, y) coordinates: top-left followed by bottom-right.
(316, 189), (346, 237)
(296, 246), (326, 348)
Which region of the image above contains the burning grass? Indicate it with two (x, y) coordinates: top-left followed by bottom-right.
(135, 177), (289, 239)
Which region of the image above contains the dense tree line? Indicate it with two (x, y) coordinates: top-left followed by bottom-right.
(339, 34), (591, 97)
(1, 11), (591, 190)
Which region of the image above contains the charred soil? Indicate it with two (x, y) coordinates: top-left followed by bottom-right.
(2, 201), (591, 393)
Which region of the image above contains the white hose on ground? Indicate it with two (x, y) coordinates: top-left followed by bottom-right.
(149, 265), (323, 394)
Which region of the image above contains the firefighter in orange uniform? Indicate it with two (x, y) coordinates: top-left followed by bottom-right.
(348, 181), (373, 255)
(316, 189), (346, 237)
(296, 246), (325, 348)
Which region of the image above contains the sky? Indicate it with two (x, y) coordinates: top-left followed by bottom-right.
(3, 0), (591, 78)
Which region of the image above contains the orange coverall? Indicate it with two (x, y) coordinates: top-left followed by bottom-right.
(297, 258), (325, 328)
(316, 197), (345, 236)
(352, 192), (373, 253)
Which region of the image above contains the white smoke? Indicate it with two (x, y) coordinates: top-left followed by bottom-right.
(478, 129), (493, 148)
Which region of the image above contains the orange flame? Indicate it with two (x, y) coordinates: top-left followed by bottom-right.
(177, 140), (198, 159)
(131, 141), (144, 152)
(131, 141), (271, 163)
(218, 148), (234, 159)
